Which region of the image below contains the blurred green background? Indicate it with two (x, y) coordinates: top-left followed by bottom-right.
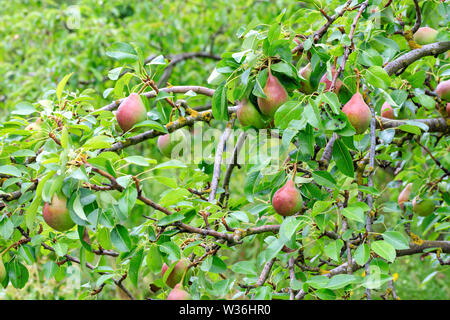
(0, 0), (447, 300)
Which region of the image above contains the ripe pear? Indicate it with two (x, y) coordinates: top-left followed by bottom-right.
(167, 283), (191, 300)
(397, 183), (412, 210)
(298, 63), (314, 94)
(381, 102), (394, 119)
(236, 99), (268, 129)
(116, 93), (147, 132)
(342, 92), (372, 134)
(0, 255), (6, 283)
(436, 80), (450, 102)
(42, 194), (75, 232)
(319, 66), (342, 93)
(161, 259), (188, 288)
(413, 27), (438, 45)
(272, 180), (303, 217)
(446, 103), (450, 117)
(257, 69), (288, 117)
(412, 197), (435, 217)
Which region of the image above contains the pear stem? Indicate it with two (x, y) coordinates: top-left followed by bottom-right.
(291, 163), (297, 180)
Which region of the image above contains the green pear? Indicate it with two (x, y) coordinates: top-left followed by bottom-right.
(413, 27), (438, 45)
(412, 197), (435, 217)
(236, 99), (269, 129)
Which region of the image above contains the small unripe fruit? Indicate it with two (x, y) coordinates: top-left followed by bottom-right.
(157, 132), (185, 158)
(43, 194), (75, 232)
(298, 63), (314, 94)
(116, 93), (147, 132)
(412, 197), (435, 217)
(25, 118), (42, 131)
(257, 69), (289, 117)
(272, 180), (303, 217)
(82, 228), (91, 245)
(236, 99), (268, 129)
(397, 183), (412, 210)
(435, 80), (450, 102)
(342, 92), (372, 134)
(167, 283), (191, 300)
(413, 27), (438, 45)
(381, 102), (394, 119)
(161, 259), (188, 288)
(319, 66), (342, 93)
(0, 255), (6, 283)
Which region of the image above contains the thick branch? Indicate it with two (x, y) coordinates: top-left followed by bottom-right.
(384, 41), (450, 76)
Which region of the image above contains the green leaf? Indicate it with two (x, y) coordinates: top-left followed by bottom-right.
(274, 101), (302, 129)
(56, 73), (73, 101)
(324, 239), (344, 262)
(83, 135), (114, 151)
(325, 274), (357, 290)
(366, 66), (391, 89)
(231, 261), (257, 276)
(11, 102), (36, 115)
(279, 216), (303, 241)
(382, 231), (409, 250)
(371, 240), (396, 263)
(312, 171), (336, 188)
(342, 206), (365, 223)
(159, 241), (181, 261)
(106, 42), (138, 64)
(332, 139), (354, 178)
(8, 260), (29, 289)
(123, 156), (154, 167)
(212, 83), (229, 121)
(322, 92), (340, 114)
(157, 212), (185, 226)
(26, 170), (55, 230)
(0, 165), (22, 177)
(354, 243), (370, 266)
(129, 248), (144, 287)
(110, 225), (132, 252)
(154, 160), (187, 170)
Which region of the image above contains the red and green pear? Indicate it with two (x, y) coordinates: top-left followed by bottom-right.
(116, 93), (147, 132)
(319, 66), (342, 93)
(413, 27), (438, 45)
(42, 194), (75, 232)
(167, 283), (191, 300)
(236, 99), (269, 129)
(436, 80), (450, 102)
(257, 69), (288, 117)
(272, 180), (303, 217)
(342, 92), (372, 134)
(381, 102), (394, 119)
(397, 183), (412, 210)
(298, 63), (314, 94)
(161, 259), (188, 288)
(412, 197), (435, 217)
